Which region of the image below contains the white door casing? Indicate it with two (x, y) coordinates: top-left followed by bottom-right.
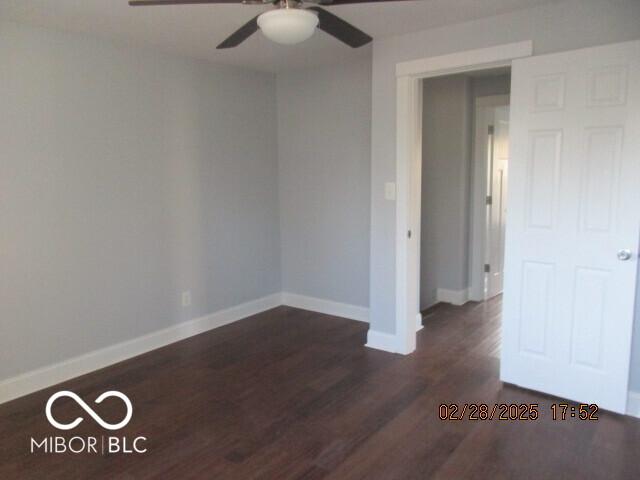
(396, 76), (422, 352)
(486, 105), (509, 299)
(392, 41), (533, 355)
(501, 40), (640, 413)
(469, 95), (510, 302)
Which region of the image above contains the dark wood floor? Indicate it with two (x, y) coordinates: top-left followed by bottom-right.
(2, 297), (640, 479)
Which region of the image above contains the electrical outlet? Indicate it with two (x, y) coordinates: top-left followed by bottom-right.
(181, 291), (192, 307)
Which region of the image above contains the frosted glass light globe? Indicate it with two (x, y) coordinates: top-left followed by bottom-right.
(257, 9), (319, 45)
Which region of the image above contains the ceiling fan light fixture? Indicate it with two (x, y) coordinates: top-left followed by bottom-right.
(257, 8), (318, 45)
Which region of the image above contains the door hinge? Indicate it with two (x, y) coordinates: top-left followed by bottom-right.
(488, 125), (495, 135)
(486, 195), (493, 206)
(484, 264), (491, 273)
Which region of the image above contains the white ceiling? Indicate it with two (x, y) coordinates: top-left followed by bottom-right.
(0, 0), (558, 73)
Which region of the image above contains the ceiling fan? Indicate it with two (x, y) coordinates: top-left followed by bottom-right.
(128, 0), (407, 49)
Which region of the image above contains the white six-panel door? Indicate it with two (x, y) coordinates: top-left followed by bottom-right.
(501, 41), (640, 413)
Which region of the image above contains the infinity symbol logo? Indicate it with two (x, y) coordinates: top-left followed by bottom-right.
(45, 391), (133, 431)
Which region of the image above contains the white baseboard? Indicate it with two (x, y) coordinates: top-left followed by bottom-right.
(467, 288), (485, 302)
(0, 292), (371, 404)
(281, 292), (369, 323)
(365, 329), (398, 353)
(0, 293), (282, 405)
(627, 391), (640, 418)
(368, 313), (422, 353)
(436, 288), (469, 306)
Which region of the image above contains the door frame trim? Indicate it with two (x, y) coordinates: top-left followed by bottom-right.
(469, 95), (510, 302)
(393, 41), (533, 354)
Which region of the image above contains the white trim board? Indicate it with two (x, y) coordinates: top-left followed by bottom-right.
(281, 292), (369, 323)
(0, 292), (371, 405)
(436, 288), (470, 306)
(367, 314), (423, 355)
(627, 391), (640, 418)
(366, 329), (399, 353)
(396, 41), (532, 78)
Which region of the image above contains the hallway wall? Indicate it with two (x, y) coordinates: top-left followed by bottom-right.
(420, 75), (472, 309)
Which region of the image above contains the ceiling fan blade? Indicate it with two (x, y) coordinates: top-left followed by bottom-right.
(315, 0), (409, 4)
(216, 15), (260, 49)
(129, 1), (249, 6)
(306, 7), (372, 48)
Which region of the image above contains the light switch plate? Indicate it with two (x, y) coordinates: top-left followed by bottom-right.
(384, 182), (396, 201)
(182, 291), (192, 307)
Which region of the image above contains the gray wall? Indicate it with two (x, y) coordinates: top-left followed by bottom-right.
(420, 75), (472, 309)
(0, 22), (281, 381)
(472, 74), (511, 98)
(369, 0), (640, 336)
(277, 59), (371, 307)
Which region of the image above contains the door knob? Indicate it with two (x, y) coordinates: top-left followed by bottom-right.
(617, 249), (632, 261)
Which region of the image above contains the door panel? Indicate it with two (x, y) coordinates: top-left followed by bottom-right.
(571, 267), (608, 369)
(519, 261), (554, 357)
(501, 40), (640, 413)
(525, 130), (560, 229)
(580, 127), (622, 233)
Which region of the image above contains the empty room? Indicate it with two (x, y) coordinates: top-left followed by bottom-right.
(1, 1), (640, 479)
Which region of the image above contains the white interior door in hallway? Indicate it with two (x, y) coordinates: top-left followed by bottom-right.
(486, 104), (509, 300)
(501, 40), (640, 414)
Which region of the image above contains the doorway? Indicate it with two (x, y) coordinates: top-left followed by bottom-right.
(392, 41), (532, 355)
(469, 93), (510, 303)
(420, 70), (511, 317)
